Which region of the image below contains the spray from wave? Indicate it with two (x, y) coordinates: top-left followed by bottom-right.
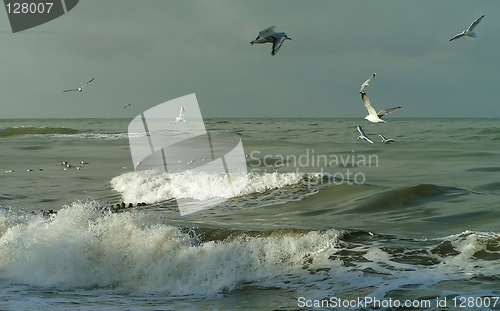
(0, 200), (498, 302)
(0, 201), (341, 296)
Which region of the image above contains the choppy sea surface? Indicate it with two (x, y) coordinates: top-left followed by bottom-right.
(0, 118), (499, 310)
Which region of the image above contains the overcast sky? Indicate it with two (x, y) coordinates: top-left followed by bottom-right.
(1, 1), (499, 119)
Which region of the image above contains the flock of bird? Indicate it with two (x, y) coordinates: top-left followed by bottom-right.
(62, 15), (486, 145)
(355, 14), (484, 144)
(355, 72), (401, 144)
(248, 15), (485, 144)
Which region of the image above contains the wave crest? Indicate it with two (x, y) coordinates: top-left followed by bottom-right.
(109, 171), (306, 205)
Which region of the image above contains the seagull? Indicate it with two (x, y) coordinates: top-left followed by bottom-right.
(172, 106), (186, 124)
(356, 125), (374, 144)
(359, 74), (401, 123)
(360, 92), (401, 123)
(250, 26), (292, 56)
(378, 133), (397, 144)
(63, 78), (94, 92)
(449, 15), (485, 41)
(123, 103), (131, 109)
(360, 73), (376, 93)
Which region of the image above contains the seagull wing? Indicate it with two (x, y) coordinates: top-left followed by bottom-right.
(467, 15), (484, 31)
(377, 106), (402, 118)
(361, 92), (378, 117)
(259, 26), (276, 37)
(80, 78), (94, 89)
(271, 35), (287, 55)
(377, 133), (387, 140)
(357, 125), (367, 136)
(360, 73), (376, 93)
(449, 32), (465, 41)
(364, 136), (374, 144)
(357, 126), (374, 144)
(63, 89), (77, 92)
(178, 106), (185, 118)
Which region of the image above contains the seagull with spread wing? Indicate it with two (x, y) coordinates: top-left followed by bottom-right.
(172, 106), (186, 124)
(359, 73), (401, 123)
(360, 73), (376, 93)
(377, 133), (397, 144)
(63, 78), (94, 93)
(250, 26), (292, 56)
(450, 15), (485, 41)
(356, 125), (374, 144)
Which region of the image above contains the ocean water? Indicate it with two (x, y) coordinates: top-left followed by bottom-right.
(0, 118), (499, 310)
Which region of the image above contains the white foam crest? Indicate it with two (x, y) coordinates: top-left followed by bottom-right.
(240, 171), (304, 194)
(0, 201), (342, 296)
(438, 230), (500, 275)
(49, 133), (130, 140)
(110, 171), (305, 205)
(296, 230), (500, 302)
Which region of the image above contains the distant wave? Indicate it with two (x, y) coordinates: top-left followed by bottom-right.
(0, 126), (80, 137)
(353, 183), (470, 212)
(0, 126), (133, 140)
(61, 132), (130, 140)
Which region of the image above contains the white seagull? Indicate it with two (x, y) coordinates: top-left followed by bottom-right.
(359, 73), (401, 123)
(63, 78), (94, 93)
(378, 133), (397, 144)
(361, 92), (401, 123)
(449, 15), (485, 41)
(172, 106), (186, 124)
(250, 26), (292, 56)
(360, 73), (376, 93)
(356, 125), (374, 144)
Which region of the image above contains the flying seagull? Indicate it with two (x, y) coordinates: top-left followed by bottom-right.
(361, 91), (402, 123)
(123, 103), (131, 109)
(250, 26), (292, 56)
(378, 133), (397, 144)
(172, 106), (186, 124)
(63, 78), (94, 93)
(359, 73), (401, 123)
(360, 73), (376, 93)
(357, 125), (374, 144)
(449, 15), (485, 41)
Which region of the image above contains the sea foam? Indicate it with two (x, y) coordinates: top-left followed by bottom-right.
(0, 201), (341, 296)
(109, 171), (306, 205)
(0, 201), (498, 300)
